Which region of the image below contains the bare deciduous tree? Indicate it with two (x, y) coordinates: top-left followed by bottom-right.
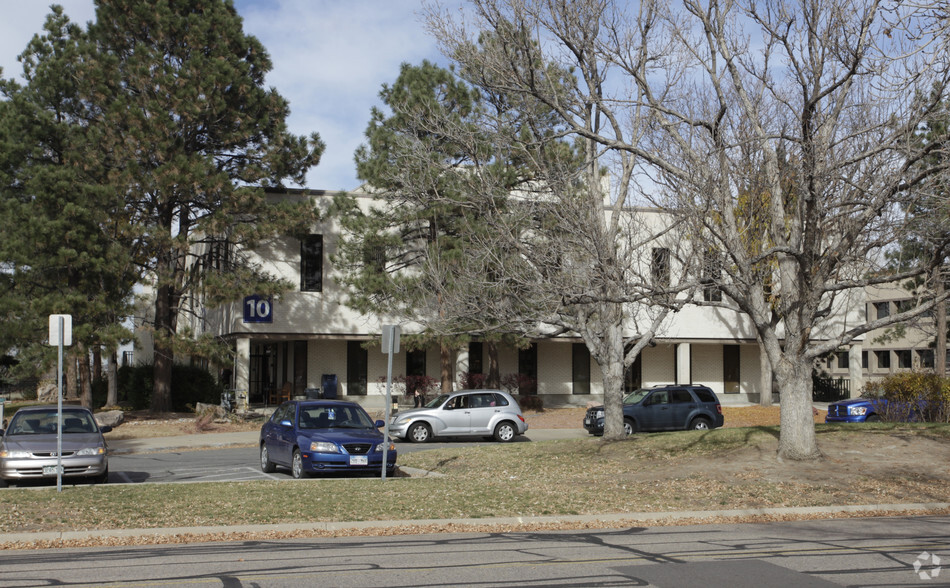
(426, 0), (950, 458)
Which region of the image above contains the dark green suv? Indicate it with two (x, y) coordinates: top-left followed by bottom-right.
(583, 385), (724, 435)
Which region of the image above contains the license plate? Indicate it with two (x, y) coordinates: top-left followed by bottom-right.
(584, 418), (591, 425)
(349, 456), (368, 466)
(43, 465), (62, 475)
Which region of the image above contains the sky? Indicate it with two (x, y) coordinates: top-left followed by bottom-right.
(0, 0), (451, 192)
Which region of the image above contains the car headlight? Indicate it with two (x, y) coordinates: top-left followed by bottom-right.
(374, 442), (395, 452)
(76, 447), (106, 456)
(849, 406), (868, 416)
(394, 415), (411, 425)
(0, 449), (31, 458)
(310, 441), (340, 453)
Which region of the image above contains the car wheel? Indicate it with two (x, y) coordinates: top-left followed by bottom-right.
(493, 421), (516, 442)
(623, 418), (637, 436)
(408, 422), (432, 443)
(291, 448), (307, 479)
(865, 414), (882, 422)
(260, 444), (276, 473)
(690, 416), (711, 430)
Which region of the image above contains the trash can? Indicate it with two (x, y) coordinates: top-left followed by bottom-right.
(305, 387), (321, 400)
(321, 374), (338, 399)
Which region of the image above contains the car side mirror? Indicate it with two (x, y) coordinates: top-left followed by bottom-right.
(280, 419), (293, 427)
(375, 419), (385, 428)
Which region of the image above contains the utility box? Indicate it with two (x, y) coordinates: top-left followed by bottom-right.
(321, 374), (338, 399)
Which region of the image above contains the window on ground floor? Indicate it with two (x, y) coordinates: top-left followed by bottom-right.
(518, 343), (538, 395)
(572, 343), (590, 395)
(875, 350), (891, 370)
(896, 349), (912, 369)
(347, 341), (368, 396)
(723, 345), (740, 393)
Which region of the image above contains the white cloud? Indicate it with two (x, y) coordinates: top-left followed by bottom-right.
(0, 0), (449, 191)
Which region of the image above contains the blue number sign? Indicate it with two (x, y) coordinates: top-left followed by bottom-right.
(243, 295), (273, 323)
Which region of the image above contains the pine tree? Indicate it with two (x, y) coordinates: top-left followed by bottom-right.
(79, 0), (324, 411)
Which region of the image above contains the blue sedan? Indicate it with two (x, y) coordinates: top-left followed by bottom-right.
(259, 400), (396, 478)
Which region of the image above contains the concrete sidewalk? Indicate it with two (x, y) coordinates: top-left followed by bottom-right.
(108, 428), (589, 454)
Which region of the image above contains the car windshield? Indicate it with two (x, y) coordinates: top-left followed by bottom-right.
(298, 406), (376, 429)
(622, 389), (652, 405)
(424, 394), (450, 409)
(6, 410), (98, 435)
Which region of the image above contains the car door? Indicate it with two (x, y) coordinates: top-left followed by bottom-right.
(668, 388), (697, 429)
(467, 393), (498, 435)
(270, 404), (297, 465)
(640, 390), (673, 430)
(439, 394), (471, 435)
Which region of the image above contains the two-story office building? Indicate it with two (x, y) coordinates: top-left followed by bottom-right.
(135, 188), (938, 410)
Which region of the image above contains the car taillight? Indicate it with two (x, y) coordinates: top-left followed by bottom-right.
(716, 404), (722, 414)
(517, 414), (525, 423)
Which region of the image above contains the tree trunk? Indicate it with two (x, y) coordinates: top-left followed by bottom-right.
(485, 341), (500, 388)
(440, 343), (454, 394)
(92, 346), (102, 382)
(600, 322), (627, 441)
(758, 338), (773, 407)
(107, 349), (118, 407)
(66, 352), (79, 400)
(151, 283), (174, 413)
(776, 360), (821, 460)
(78, 343), (93, 409)
(935, 266), (946, 377)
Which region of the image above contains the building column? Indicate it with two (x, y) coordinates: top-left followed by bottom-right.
(235, 337), (251, 410)
(676, 343), (691, 385)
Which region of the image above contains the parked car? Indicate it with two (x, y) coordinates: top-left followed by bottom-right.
(259, 400), (396, 478)
(825, 397), (885, 423)
(389, 389), (528, 443)
(0, 405), (111, 486)
(584, 385), (724, 435)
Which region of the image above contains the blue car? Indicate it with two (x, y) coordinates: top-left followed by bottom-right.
(825, 398), (885, 423)
(259, 400), (396, 478)
(584, 385), (724, 435)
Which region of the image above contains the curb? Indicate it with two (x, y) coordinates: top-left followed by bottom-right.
(1, 502), (947, 546)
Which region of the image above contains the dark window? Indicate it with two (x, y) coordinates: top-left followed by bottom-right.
(836, 351), (850, 369)
(919, 349), (935, 369)
(406, 349), (426, 377)
(670, 388), (693, 403)
(468, 342), (483, 374)
(490, 393), (509, 407)
(723, 345), (740, 393)
(896, 349), (912, 369)
(646, 390), (670, 405)
(862, 350), (868, 369)
(362, 239), (386, 273)
(346, 341), (368, 396)
(301, 234), (323, 292)
(518, 343), (538, 395)
(702, 250), (722, 302)
(624, 352), (642, 393)
(875, 350), (890, 369)
(874, 302), (890, 320)
(652, 248), (671, 288)
(693, 388), (716, 403)
(896, 299), (915, 313)
(572, 343), (590, 395)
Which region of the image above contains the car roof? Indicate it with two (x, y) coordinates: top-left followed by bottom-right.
(13, 405), (92, 414)
(293, 399), (362, 408)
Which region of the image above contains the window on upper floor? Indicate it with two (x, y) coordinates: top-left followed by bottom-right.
(652, 247), (670, 288)
(300, 234), (323, 292)
(875, 350), (890, 369)
(836, 351), (850, 369)
(873, 301), (890, 320)
(702, 250), (723, 302)
(895, 299), (915, 314)
(896, 349), (912, 369)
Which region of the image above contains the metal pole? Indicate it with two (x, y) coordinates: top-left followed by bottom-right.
(381, 329), (394, 480)
(56, 316), (63, 492)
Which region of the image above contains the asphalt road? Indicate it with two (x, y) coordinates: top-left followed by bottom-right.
(1, 515), (947, 587)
